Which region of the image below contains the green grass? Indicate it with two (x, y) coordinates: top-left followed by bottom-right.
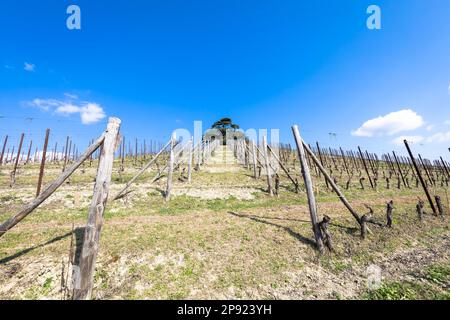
(424, 265), (450, 286)
(365, 281), (449, 300)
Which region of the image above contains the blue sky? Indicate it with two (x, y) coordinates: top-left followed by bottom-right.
(0, 0), (449, 159)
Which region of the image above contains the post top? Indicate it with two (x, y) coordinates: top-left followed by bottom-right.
(107, 117), (122, 126)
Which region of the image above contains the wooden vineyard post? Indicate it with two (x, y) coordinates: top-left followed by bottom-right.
(245, 140), (250, 169)
(303, 142), (361, 224)
(67, 140), (72, 165)
(340, 147), (350, 176)
(252, 140), (258, 179)
(418, 154), (434, 186)
(188, 137), (193, 183)
(0, 133), (106, 238)
(316, 142), (329, 189)
(358, 146), (374, 189)
(25, 140), (33, 165)
(52, 142), (57, 163)
(440, 157), (450, 179)
(10, 133), (25, 187)
(165, 132), (176, 202)
(262, 135), (274, 196)
(62, 136), (70, 172)
(112, 139), (171, 200)
(196, 141), (201, 171)
(292, 125), (324, 252)
(403, 139), (437, 214)
(73, 117), (121, 300)
(392, 151), (408, 188)
(36, 129), (50, 197)
(0, 135), (8, 165)
(267, 145), (299, 192)
(9, 146), (14, 164)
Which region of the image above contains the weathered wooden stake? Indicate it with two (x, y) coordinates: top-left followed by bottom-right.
(252, 140), (258, 178)
(0, 133), (106, 238)
(418, 154), (434, 186)
(440, 156), (450, 179)
(340, 147), (350, 175)
(9, 146), (14, 163)
(165, 132), (176, 201)
(113, 139), (171, 200)
(36, 129), (50, 197)
(316, 142), (329, 188)
(73, 117), (121, 300)
(188, 137), (193, 183)
(26, 140), (33, 165)
(10, 133), (25, 187)
(404, 139), (437, 214)
(0, 135), (8, 165)
(62, 136), (70, 172)
(292, 125), (324, 252)
(267, 144), (299, 192)
(305, 142), (361, 224)
(358, 146), (374, 189)
(262, 136), (273, 196)
(392, 151), (407, 188)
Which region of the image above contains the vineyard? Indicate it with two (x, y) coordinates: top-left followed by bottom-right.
(0, 117), (449, 300)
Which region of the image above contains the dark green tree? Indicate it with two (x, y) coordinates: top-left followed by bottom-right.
(210, 118), (241, 144)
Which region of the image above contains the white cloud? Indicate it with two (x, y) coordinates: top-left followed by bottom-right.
(448, 85), (450, 94)
(426, 131), (450, 144)
(79, 103), (106, 124)
(392, 135), (424, 146)
(444, 120), (450, 125)
(351, 109), (424, 137)
(426, 124), (435, 131)
(4, 64), (14, 69)
(55, 103), (81, 115)
(30, 98), (61, 111)
(29, 97), (106, 125)
(24, 62), (36, 72)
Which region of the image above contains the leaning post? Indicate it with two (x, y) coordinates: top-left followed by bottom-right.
(188, 136), (193, 183)
(252, 140), (258, 178)
(73, 117), (121, 300)
(403, 139), (437, 214)
(292, 125), (324, 252)
(10, 133), (25, 187)
(36, 129), (50, 197)
(0, 135), (8, 166)
(262, 135), (273, 196)
(165, 132), (176, 201)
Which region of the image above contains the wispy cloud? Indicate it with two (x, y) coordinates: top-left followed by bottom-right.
(426, 131), (450, 144)
(24, 62), (36, 72)
(31, 98), (62, 111)
(392, 135), (424, 146)
(392, 130), (450, 145)
(28, 96), (106, 124)
(64, 92), (79, 100)
(351, 109), (424, 137)
(4, 64), (14, 69)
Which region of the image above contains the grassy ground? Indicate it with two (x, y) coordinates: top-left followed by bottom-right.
(0, 151), (449, 300)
